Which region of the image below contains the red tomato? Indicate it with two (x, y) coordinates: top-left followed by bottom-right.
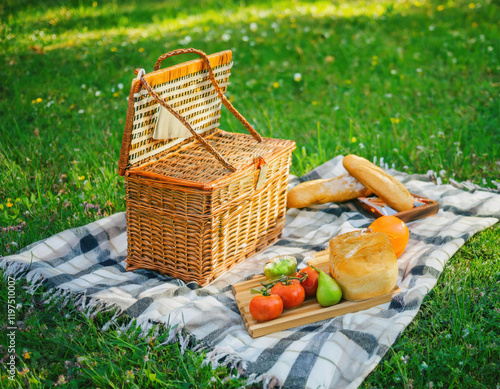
(298, 266), (319, 297)
(271, 281), (305, 309)
(249, 294), (284, 322)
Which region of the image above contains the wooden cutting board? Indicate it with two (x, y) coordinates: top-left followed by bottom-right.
(232, 249), (401, 338)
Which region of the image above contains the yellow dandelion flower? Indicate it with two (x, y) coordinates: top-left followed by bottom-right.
(36, 97), (42, 103)
(312, 100), (318, 106)
(6, 200), (13, 208)
(351, 137), (357, 143)
(78, 175), (85, 181)
(372, 55), (379, 60)
(390, 117), (401, 124)
(273, 82), (280, 89)
(23, 350), (31, 360)
(32, 100), (36, 104)
(111, 47), (118, 52)
(138, 47), (144, 53)
(472, 22), (478, 27)
(437, 5), (445, 11)
(345, 80), (352, 85)
(468, 3), (475, 9)
(113, 92), (120, 97)
(372, 61), (378, 66)
(92, 1), (98, 7)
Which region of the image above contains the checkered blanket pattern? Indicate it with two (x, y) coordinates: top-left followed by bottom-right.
(2, 156), (499, 388)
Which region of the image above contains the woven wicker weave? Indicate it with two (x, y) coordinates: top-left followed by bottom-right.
(118, 49), (295, 286)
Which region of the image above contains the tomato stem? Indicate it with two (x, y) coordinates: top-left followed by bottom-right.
(260, 273), (308, 289)
(251, 287), (271, 296)
(260, 275), (287, 290)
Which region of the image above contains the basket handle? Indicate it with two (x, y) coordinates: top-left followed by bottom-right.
(137, 69), (237, 172)
(154, 48), (263, 143)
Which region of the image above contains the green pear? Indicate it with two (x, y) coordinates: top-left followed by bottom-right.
(316, 269), (342, 307)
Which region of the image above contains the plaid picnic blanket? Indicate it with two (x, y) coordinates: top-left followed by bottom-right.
(2, 156), (499, 388)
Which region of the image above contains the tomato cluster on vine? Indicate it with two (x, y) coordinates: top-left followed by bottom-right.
(249, 266), (321, 322)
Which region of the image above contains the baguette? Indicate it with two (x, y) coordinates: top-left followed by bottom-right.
(342, 154), (414, 212)
(287, 173), (373, 209)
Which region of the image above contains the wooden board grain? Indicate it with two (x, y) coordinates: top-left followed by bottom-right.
(232, 250), (401, 338)
(355, 193), (439, 223)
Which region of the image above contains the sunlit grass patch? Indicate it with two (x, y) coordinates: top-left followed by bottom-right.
(1, 0), (498, 259)
(0, 0), (499, 387)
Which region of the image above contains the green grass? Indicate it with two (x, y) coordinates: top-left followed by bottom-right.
(363, 223), (500, 388)
(0, 274), (246, 388)
(1, 0), (499, 387)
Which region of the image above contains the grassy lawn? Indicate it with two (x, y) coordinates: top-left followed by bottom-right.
(1, 0), (499, 387)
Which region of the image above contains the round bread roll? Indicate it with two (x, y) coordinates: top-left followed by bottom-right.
(329, 229), (398, 301)
(343, 154), (414, 212)
(287, 173), (372, 209)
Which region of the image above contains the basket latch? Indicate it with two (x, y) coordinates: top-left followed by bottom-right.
(255, 156), (268, 190)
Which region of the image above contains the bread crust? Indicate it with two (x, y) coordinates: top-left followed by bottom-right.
(342, 155), (414, 212)
(329, 229), (398, 301)
(287, 173), (372, 209)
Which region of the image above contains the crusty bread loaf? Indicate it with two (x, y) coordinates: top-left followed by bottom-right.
(343, 155), (414, 212)
(287, 173), (373, 209)
(329, 229), (398, 301)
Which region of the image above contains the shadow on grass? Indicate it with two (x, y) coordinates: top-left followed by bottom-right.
(1, 0), (498, 181)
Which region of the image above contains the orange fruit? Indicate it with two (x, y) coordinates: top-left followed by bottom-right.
(368, 215), (409, 258)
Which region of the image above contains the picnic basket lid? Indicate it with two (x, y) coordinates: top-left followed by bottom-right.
(118, 49), (295, 189)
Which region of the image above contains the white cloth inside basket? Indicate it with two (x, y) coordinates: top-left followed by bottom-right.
(153, 104), (192, 140)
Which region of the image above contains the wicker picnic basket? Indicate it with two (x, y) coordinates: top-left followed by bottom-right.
(118, 48), (296, 286)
